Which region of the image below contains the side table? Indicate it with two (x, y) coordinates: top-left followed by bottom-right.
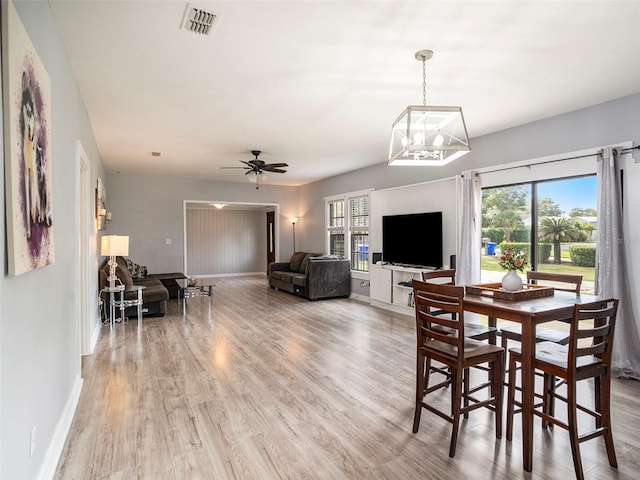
(101, 285), (146, 326)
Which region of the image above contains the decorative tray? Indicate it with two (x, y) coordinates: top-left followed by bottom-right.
(465, 283), (554, 301)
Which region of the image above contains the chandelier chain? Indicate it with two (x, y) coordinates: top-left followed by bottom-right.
(422, 56), (427, 106)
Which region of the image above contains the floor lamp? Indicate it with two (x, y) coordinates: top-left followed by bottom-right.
(290, 217), (299, 253)
(101, 235), (129, 288)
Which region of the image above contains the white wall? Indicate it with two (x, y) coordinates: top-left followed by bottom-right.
(186, 207), (269, 275)
(298, 93), (640, 326)
(0, 2), (106, 479)
(370, 177), (458, 267)
(1, 3), (638, 478)
(106, 173), (299, 273)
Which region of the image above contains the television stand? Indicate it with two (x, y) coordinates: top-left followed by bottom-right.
(370, 263), (433, 315)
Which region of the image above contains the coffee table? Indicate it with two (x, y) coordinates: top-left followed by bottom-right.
(175, 278), (215, 307)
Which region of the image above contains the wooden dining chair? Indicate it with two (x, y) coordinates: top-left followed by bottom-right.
(505, 299), (619, 480)
(419, 270), (499, 411)
(411, 280), (505, 457)
(421, 269), (497, 343)
(500, 271), (583, 351)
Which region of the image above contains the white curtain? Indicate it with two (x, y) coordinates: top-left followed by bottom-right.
(458, 171), (481, 286)
(596, 146), (640, 379)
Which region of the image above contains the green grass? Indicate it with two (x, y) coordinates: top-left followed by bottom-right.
(481, 255), (595, 282)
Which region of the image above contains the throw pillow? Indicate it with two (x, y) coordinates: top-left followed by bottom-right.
(300, 253), (322, 273)
(124, 258), (148, 279)
(289, 251), (307, 273)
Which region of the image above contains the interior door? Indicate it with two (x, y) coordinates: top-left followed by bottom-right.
(266, 211), (275, 269)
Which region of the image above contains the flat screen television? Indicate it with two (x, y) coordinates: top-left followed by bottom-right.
(382, 212), (443, 268)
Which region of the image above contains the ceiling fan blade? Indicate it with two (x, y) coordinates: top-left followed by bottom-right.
(220, 166), (249, 169)
(263, 168), (287, 173)
(265, 162), (288, 168)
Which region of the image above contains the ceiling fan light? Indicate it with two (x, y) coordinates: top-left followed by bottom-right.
(247, 171), (268, 183)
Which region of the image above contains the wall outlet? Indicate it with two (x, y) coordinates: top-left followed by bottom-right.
(165, 238), (172, 245)
(29, 427), (36, 457)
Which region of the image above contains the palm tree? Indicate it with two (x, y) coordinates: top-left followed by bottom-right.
(538, 217), (581, 264)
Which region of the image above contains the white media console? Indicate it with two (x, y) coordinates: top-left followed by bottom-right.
(369, 263), (436, 315)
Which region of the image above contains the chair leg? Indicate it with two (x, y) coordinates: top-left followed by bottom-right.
(506, 352), (517, 441)
(599, 373), (618, 468)
(547, 374), (557, 429)
(594, 375), (602, 429)
(413, 354), (425, 433)
(493, 352), (504, 439)
(542, 373), (552, 430)
(424, 357), (432, 390)
(463, 368), (470, 419)
(501, 334), (511, 387)
(449, 368), (463, 457)
(566, 381), (585, 480)
(500, 333), (509, 353)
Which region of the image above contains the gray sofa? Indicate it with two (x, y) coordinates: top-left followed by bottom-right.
(268, 252), (351, 300)
(99, 256), (186, 317)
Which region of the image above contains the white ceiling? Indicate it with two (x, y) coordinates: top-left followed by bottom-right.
(49, 0), (640, 187)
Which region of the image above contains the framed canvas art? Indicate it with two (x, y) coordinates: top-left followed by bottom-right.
(96, 177), (106, 230)
(2, 1), (55, 276)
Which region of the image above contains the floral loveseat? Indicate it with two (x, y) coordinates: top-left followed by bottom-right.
(268, 252), (351, 300)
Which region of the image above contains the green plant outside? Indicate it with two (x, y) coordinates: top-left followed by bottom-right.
(481, 255), (595, 282)
(569, 246), (596, 267)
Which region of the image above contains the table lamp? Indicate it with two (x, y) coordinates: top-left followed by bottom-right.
(101, 235), (129, 288)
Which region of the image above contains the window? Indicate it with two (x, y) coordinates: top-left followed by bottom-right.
(349, 195), (369, 271)
(325, 190), (371, 272)
(480, 174), (597, 337)
(328, 200), (345, 257)
(481, 175), (596, 293)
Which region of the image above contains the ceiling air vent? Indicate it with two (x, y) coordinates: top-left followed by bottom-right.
(181, 3), (220, 36)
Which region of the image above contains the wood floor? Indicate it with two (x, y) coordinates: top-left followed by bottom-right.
(55, 275), (640, 479)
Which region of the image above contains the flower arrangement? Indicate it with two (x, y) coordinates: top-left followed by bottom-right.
(498, 245), (528, 273)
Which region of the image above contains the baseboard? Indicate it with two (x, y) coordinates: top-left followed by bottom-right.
(190, 272), (267, 278)
(37, 374), (84, 480)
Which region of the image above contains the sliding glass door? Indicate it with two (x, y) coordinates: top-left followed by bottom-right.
(480, 175), (596, 294)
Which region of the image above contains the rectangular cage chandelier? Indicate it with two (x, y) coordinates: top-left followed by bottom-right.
(388, 50), (470, 166)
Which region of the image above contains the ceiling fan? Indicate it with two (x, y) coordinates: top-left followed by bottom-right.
(221, 150), (288, 189)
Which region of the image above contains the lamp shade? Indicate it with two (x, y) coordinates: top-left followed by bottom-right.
(101, 235), (129, 257)
(389, 105), (470, 166)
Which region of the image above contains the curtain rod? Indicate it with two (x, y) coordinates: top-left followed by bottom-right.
(477, 145), (639, 175)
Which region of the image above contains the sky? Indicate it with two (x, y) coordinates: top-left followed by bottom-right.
(537, 176), (597, 215)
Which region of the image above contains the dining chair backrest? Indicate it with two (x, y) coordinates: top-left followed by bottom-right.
(412, 280), (465, 362)
(421, 269), (456, 285)
(526, 271), (582, 293)
(568, 299), (618, 376)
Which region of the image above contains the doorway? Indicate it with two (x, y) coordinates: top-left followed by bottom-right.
(76, 141), (93, 356)
(183, 201), (279, 276)
(266, 211), (275, 269)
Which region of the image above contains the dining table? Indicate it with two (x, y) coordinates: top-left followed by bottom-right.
(462, 288), (605, 472)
